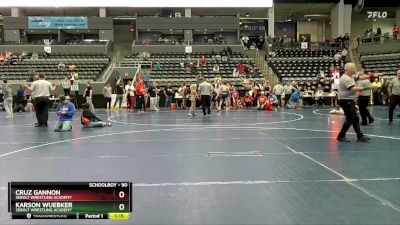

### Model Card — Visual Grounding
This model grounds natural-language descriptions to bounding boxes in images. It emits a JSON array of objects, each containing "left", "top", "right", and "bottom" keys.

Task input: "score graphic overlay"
[{"left": 8, "top": 182, "right": 132, "bottom": 220}]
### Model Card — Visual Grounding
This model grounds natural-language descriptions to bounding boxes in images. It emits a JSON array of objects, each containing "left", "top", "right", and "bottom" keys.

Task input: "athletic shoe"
[
  {"left": 188, "top": 113, "right": 193, "bottom": 116},
  {"left": 357, "top": 136, "right": 371, "bottom": 142},
  {"left": 192, "top": 113, "right": 197, "bottom": 116},
  {"left": 337, "top": 137, "right": 351, "bottom": 142},
  {"left": 106, "top": 123, "right": 112, "bottom": 127},
  {"left": 369, "top": 118, "right": 374, "bottom": 124}
]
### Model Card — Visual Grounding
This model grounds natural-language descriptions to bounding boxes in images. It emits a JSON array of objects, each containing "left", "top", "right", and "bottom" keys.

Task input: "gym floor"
[{"left": 0, "top": 107, "right": 399, "bottom": 224}]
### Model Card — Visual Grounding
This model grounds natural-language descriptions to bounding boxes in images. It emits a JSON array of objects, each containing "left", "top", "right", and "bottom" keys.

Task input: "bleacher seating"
[
  {"left": 360, "top": 53, "right": 400, "bottom": 78},
  {"left": 0, "top": 53, "right": 110, "bottom": 81},
  {"left": 121, "top": 52, "right": 264, "bottom": 91},
  {"left": 268, "top": 48, "right": 343, "bottom": 91}
]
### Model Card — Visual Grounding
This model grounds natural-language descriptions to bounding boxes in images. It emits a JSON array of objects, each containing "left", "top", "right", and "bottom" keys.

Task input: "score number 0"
[{"left": 117, "top": 183, "right": 129, "bottom": 211}]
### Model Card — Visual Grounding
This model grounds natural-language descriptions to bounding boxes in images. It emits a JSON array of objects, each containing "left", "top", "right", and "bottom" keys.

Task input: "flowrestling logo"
[{"left": 367, "top": 11, "right": 388, "bottom": 19}]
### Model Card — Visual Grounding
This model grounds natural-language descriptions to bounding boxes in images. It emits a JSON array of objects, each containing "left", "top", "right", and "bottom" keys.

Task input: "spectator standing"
[
  {"left": 242, "top": 35, "right": 249, "bottom": 48},
  {"left": 388, "top": 69, "right": 400, "bottom": 124},
  {"left": 125, "top": 80, "right": 132, "bottom": 111},
  {"left": 188, "top": 84, "right": 198, "bottom": 116},
  {"left": 164, "top": 85, "right": 173, "bottom": 108},
  {"left": 61, "top": 77, "right": 71, "bottom": 96},
  {"left": 149, "top": 81, "right": 159, "bottom": 111},
  {"left": 84, "top": 82, "right": 95, "bottom": 113},
  {"left": 272, "top": 82, "right": 285, "bottom": 107},
  {"left": 2, "top": 80, "right": 13, "bottom": 118},
  {"left": 113, "top": 82, "right": 125, "bottom": 109},
  {"left": 128, "top": 81, "right": 135, "bottom": 111},
  {"left": 230, "top": 86, "right": 240, "bottom": 110},
  {"left": 135, "top": 80, "right": 145, "bottom": 113},
  {"left": 103, "top": 83, "right": 112, "bottom": 110},
  {"left": 283, "top": 81, "right": 293, "bottom": 106}
]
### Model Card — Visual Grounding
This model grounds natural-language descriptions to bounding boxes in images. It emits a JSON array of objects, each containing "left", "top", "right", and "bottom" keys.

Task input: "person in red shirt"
[
  {"left": 135, "top": 79, "right": 145, "bottom": 113},
  {"left": 256, "top": 92, "right": 268, "bottom": 110},
  {"left": 393, "top": 24, "right": 399, "bottom": 39},
  {"left": 237, "top": 61, "right": 244, "bottom": 75},
  {"left": 242, "top": 92, "right": 254, "bottom": 108},
  {"left": 199, "top": 55, "right": 207, "bottom": 66}
]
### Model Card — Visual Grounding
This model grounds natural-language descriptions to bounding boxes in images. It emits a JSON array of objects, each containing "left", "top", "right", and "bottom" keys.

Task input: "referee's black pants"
[
  {"left": 34, "top": 96, "right": 50, "bottom": 126},
  {"left": 201, "top": 95, "right": 211, "bottom": 115},
  {"left": 338, "top": 100, "right": 363, "bottom": 138},
  {"left": 389, "top": 95, "right": 400, "bottom": 122},
  {"left": 358, "top": 96, "right": 373, "bottom": 124}
]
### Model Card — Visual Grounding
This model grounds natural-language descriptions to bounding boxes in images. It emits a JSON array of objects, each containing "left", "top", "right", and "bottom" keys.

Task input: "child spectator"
[
  {"left": 256, "top": 92, "right": 268, "bottom": 110},
  {"left": 230, "top": 86, "right": 240, "bottom": 109},
  {"left": 25, "top": 99, "right": 34, "bottom": 112},
  {"left": 81, "top": 103, "right": 112, "bottom": 128},
  {"left": 13, "top": 85, "right": 25, "bottom": 113},
  {"left": 54, "top": 96, "right": 75, "bottom": 132},
  {"left": 288, "top": 90, "right": 302, "bottom": 109},
  {"left": 242, "top": 92, "right": 254, "bottom": 108},
  {"left": 267, "top": 93, "right": 279, "bottom": 108}
]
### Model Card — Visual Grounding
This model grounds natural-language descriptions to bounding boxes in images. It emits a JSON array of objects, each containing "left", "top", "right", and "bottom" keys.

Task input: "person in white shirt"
[
  {"left": 125, "top": 80, "right": 133, "bottom": 111},
  {"left": 57, "top": 61, "right": 66, "bottom": 70},
  {"left": 341, "top": 48, "right": 348, "bottom": 60},
  {"left": 198, "top": 78, "right": 214, "bottom": 116},
  {"left": 27, "top": 74, "right": 57, "bottom": 127},
  {"left": 272, "top": 83, "right": 285, "bottom": 107},
  {"left": 241, "top": 35, "right": 250, "bottom": 48},
  {"left": 61, "top": 77, "right": 71, "bottom": 96},
  {"left": 334, "top": 52, "right": 342, "bottom": 61},
  {"left": 103, "top": 83, "right": 112, "bottom": 109},
  {"left": 212, "top": 64, "right": 220, "bottom": 73}
]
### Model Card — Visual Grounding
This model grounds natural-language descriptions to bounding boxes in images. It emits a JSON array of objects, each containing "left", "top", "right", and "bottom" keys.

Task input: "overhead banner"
[{"left": 28, "top": 17, "right": 88, "bottom": 30}]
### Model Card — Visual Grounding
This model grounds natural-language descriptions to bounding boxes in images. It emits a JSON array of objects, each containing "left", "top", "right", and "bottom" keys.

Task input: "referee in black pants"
[
  {"left": 337, "top": 63, "right": 380, "bottom": 142},
  {"left": 388, "top": 69, "right": 400, "bottom": 124},
  {"left": 27, "top": 74, "right": 57, "bottom": 127}
]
